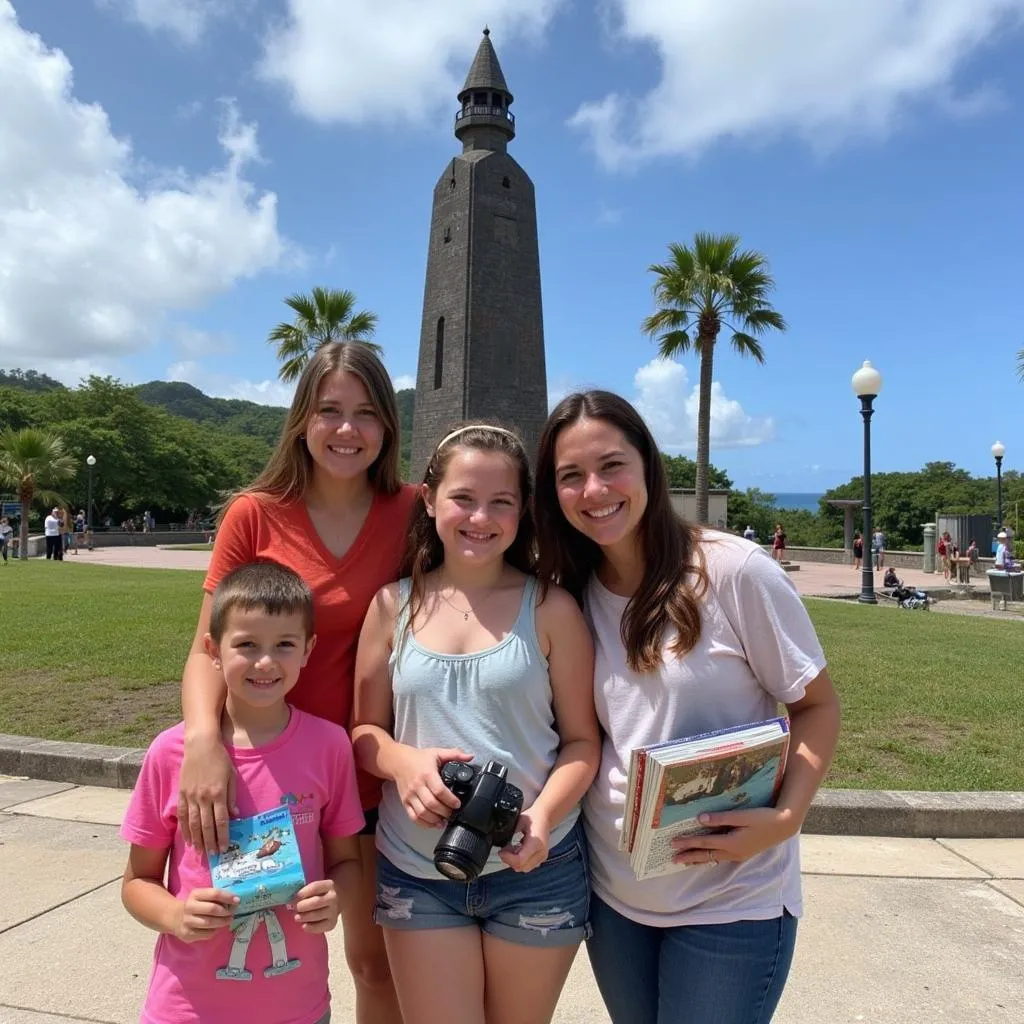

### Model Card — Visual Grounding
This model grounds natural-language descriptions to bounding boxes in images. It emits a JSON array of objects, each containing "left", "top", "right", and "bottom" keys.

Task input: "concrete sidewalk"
[
  {"left": 57, "top": 544, "right": 991, "bottom": 601},
  {"left": 1, "top": 777, "right": 1021, "bottom": 1024}
]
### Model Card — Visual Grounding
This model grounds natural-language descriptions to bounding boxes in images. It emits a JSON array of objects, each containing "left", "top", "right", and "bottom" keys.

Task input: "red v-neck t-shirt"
[{"left": 204, "top": 484, "right": 417, "bottom": 807}]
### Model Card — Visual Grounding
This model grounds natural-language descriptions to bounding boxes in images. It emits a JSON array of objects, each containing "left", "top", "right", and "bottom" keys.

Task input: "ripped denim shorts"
[{"left": 373, "top": 819, "right": 591, "bottom": 948}]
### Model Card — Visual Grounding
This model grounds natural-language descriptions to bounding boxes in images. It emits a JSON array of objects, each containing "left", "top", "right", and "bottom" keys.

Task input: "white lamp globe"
[
  {"left": 991, "top": 441, "right": 1006, "bottom": 460},
  {"left": 851, "top": 361, "right": 883, "bottom": 397}
]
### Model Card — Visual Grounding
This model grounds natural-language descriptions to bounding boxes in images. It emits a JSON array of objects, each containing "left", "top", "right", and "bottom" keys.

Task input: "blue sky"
[{"left": 2, "top": 0, "right": 1023, "bottom": 492}]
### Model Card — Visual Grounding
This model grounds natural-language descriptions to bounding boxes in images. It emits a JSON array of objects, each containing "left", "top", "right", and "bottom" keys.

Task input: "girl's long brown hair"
[
  {"left": 219, "top": 342, "right": 401, "bottom": 522},
  {"left": 534, "top": 390, "right": 708, "bottom": 673},
  {"left": 401, "top": 423, "right": 538, "bottom": 634}
]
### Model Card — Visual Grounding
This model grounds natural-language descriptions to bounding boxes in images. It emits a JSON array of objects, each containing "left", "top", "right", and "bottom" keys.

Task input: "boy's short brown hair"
[{"left": 209, "top": 561, "right": 314, "bottom": 642}]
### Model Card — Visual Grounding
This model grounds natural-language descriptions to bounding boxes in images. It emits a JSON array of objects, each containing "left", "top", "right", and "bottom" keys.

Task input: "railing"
[{"left": 455, "top": 106, "right": 515, "bottom": 125}]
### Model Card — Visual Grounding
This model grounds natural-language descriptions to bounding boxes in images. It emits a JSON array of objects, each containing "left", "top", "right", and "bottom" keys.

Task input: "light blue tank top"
[{"left": 376, "top": 576, "right": 579, "bottom": 879}]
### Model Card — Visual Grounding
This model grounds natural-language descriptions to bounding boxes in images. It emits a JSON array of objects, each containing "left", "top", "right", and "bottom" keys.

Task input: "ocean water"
[{"left": 772, "top": 492, "right": 825, "bottom": 512}]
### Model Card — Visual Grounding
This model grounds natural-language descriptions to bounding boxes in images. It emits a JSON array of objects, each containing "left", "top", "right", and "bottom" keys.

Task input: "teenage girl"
[{"left": 352, "top": 424, "right": 600, "bottom": 1024}]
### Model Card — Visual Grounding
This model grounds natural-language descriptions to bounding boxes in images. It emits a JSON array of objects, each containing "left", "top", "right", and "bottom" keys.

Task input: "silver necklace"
[{"left": 436, "top": 580, "right": 501, "bottom": 621}]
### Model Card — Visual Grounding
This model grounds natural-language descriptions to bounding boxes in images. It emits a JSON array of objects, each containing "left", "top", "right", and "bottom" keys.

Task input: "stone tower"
[{"left": 410, "top": 28, "right": 548, "bottom": 479}]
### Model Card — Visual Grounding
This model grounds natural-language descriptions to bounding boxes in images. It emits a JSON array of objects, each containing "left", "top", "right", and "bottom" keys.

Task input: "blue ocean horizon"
[{"left": 771, "top": 492, "right": 825, "bottom": 512}]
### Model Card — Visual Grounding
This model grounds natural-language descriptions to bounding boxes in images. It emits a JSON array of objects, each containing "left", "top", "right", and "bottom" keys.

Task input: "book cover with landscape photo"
[{"left": 622, "top": 718, "right": 790, "bottom": 881}]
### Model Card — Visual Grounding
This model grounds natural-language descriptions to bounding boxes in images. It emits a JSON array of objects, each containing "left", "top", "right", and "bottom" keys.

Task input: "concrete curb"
[{"left": 3, "top": 732, "right": 1023, "bottom": 838}]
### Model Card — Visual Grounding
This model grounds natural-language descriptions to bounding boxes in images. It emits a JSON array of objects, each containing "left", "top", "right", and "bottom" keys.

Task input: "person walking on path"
[
  {"left": 121, "top": 562, "right": 364, "bottom": 1024},
  {"left": 352, "top": 424, "right": 600, "bottom": 1024},
  {"left": 44, "top": 506, "right": 62, "bottom": 560},
  {"left": 533, "top": 391, "right": 841, "bottom": 1024},
  {"left": 852, "top": 531, "right": 863, "bottom": 571},
  {"left": 175, "top": 342, "right": 417, "bottom": 1024}
]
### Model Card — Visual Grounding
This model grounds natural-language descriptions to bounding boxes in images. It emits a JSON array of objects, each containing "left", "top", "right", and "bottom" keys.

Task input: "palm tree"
[
  {"left": 0, "top": 428, "right": 77, "bottom": 559},
  {"left": 267, "top": 287, "right": 381, "bottom": 382},
  {"left": 642, "top": 233, "right": 786, "bottom": 524}
]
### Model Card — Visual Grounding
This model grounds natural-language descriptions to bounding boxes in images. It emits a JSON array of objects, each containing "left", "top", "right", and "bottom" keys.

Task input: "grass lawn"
[{"left": 1, "top": 561, "right": 1021, "bottom": 790}]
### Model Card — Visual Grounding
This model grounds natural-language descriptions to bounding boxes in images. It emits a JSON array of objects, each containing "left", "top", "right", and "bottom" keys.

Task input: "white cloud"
[
  {"left": 392, "top": 374, "right": 415, "bottom": 391},
  {"left": 97, "top": 0, "right": 233, "bottom": 45},
  {"left": 166, "top": 361, "right": 296, "bottom": 407},
  {"left": 0, "top": 3, "right": 286, "bottom": 372},
  {"left": 633, "top": 358, "right": 775, "bottom": 450},
  {"left": 571, "top": 0, "right": 1024, "bottom": 168},
  {"left": 259, "top": 0, "right": 563, "bottom": 125}
]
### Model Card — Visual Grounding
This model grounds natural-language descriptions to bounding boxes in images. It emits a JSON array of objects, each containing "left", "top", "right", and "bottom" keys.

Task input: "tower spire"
[{"left": 455, "top": 29, "right": 515, "bottom": 151}]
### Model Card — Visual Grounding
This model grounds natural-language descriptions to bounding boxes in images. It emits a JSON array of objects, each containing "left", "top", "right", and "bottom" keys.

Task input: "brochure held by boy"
[
  {"left": 208, "top": 805, "right": 307, "bottom": 916},
  {"left": 620, "top": 717, "right": 790, "bottom": 881}
]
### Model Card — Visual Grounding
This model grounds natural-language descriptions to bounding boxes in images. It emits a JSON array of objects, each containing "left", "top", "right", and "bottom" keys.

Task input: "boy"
[{"left": 120, "top": 561, "right": 364, "bottom": 1024}]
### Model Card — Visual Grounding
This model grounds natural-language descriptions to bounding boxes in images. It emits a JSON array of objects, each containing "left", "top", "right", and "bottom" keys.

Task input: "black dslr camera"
[{"left": 433, "top": 760, "right": 523, "bottom": 882}]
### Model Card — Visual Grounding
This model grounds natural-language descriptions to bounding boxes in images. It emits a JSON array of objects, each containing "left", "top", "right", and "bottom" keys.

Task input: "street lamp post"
[
  {"left": 86, "top": 455, "right": 96, "bottom": 533},
  {"left": 852, "top": 361, "right": 883, "bottom": 605},
  {"left": 992, "top": 441, "right": 1005, "bottom": 531}
]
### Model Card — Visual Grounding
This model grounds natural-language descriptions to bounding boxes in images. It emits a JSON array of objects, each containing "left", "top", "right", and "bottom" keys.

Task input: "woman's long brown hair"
[
  {"left": 218, "top": 342, "right": 401, "bottom": 523},
  {"left": 534, "top": 390, "right": 707, "bottom": 673},
  {"left": 401, "top": 423, "right": 538, "bottom": 635}
]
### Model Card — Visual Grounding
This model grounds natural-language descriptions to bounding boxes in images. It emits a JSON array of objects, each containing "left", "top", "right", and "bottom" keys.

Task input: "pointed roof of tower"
[{"left": 460, "top": 27, "right": 511, "bottom": 99}]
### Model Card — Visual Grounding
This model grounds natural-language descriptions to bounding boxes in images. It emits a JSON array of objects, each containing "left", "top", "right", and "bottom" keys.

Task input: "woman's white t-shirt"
[
  {"left": 582, "top": 532, "right": 827, "bottom": 928},
  {"left": 44, "top": 515, "right": 60, "bottom": 537}
]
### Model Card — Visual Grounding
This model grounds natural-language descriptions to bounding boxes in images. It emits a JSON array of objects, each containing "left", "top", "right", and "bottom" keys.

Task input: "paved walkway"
[
  {"left": 1, "top": 777, "right": 1022, "bottom": 1024},
  {"left": 68, "top": 545, "right": 1005, "bottom": 606}
]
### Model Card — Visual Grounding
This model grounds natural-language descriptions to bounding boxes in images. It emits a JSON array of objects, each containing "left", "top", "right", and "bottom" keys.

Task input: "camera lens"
[{"left": 433, "top": 824, "right": 491, "bottom": 882}]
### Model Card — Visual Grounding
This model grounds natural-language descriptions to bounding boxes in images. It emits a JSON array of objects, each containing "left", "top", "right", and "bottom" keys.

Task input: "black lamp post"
[
  {"left": 86, "top": 455, "right": 96, "bottom": 532},
  {"left": 852, "top": 361, "right": 882, "bottom": 605},
  {"left": 992, "top": 441, "right": 1005, "bottom": 531}
]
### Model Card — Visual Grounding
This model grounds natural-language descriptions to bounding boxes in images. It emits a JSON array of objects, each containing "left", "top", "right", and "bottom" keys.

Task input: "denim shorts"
[{"left": 374, "top": 819, "right": 591, "bottom": 948}]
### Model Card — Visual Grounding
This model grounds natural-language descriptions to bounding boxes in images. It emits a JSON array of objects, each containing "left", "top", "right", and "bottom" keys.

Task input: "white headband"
[{"left": 436, "top": 424, "right": 521, "bottom": 450}]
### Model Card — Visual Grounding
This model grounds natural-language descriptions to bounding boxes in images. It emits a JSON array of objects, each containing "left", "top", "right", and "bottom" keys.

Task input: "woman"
[
  {"left": 533, "top": 391, "right": 841, "bottom": 1024},
  {"left": 176, "top": 342, "right": 417, "bottom": 1024},
  {"left": 852, "top": 531, "right": 863, "bottom": 571},
  {"left": 771, "top": 523, "right": 786, "bottom": 563}
]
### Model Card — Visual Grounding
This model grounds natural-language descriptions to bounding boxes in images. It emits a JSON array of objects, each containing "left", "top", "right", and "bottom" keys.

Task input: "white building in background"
[{"left": 668, "top": 489, "right": 730, "bottom": 530}]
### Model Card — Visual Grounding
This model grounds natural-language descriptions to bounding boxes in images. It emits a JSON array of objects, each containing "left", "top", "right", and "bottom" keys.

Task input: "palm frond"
[
  {"left": 1017, "top": 348, "right": 1024, "bottom": 382},
  {"left": 729, "top": 332, "right": 766, "bottom": 363},
  {"left": 657, "top": 330, "right": 693, "bottom": 358}
]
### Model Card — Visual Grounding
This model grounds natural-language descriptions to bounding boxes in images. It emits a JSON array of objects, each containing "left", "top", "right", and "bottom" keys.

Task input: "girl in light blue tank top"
[{"left": 351, "top": 423, "right": 601, "bottom": 1024}]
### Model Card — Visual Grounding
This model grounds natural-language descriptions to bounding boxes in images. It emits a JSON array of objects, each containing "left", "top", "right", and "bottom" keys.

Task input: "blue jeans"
[{"left": 587, "top": 895, "right": 798, "bottom": 1024}]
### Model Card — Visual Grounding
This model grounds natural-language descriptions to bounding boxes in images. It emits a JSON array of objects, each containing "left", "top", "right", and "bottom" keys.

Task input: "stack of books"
[{"left": 619, "top": 717, "right": 790, "bottom": 880}]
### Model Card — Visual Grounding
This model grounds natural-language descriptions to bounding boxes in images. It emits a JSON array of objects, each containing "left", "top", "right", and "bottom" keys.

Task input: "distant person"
[
  {"left": 742, "top": 524, "right": 756, "bottom": 542},
  {"left": 994, "top": 531, "right": 1016, "bottom": 571},
  {"left": 966, "top": 539, "right": 979, "bottom": 577},
  {"left": 938, "top": 531, "right": 955, "bottom": 581},
  {"left": 771, "top": 523, "right": 787, "bottom": 562},
  {"left": 853, "top": 530, "right": 863, "bottom": 570},
  {"left": 61, "top": 508, "right": 73, "bottom": 554},
  {"left": 74, "top": 510, "right": 85, "bottom": 554},
  {"left": 120, "top": 561, "right": 364, "bottom": 1024},
  {"left": 44, "top": 507, "right": 62, "bottom": 560},
  {"left": 872, "top": 528, "right": 885, "bottom": 570},
  {"left": 0, "top": 515, "right": 12, "bottom": 564}
]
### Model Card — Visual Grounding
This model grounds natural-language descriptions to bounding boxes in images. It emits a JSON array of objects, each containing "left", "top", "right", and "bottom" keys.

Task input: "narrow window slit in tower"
[{"left": 434, "top": 318, "right": 445, "bottom": 390}]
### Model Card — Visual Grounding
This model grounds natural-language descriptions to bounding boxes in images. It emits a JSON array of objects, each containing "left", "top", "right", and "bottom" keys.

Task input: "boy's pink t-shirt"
[{"left": 120, "top": 710, "right": 365, "bottom": 1024}]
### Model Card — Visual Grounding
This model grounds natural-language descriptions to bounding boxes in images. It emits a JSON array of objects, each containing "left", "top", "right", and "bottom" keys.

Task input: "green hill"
[
  {"left": 134, "top": 381, "right": 287, "bottom": 447},
  {"left": 136, "top": 379, "right": 416, "bottom": 471}
]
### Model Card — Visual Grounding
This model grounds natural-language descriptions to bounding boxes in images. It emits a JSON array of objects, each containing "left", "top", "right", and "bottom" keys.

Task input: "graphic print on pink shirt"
[{"left": 121, "top": 710, "right": 365, "bottom": 1024}]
